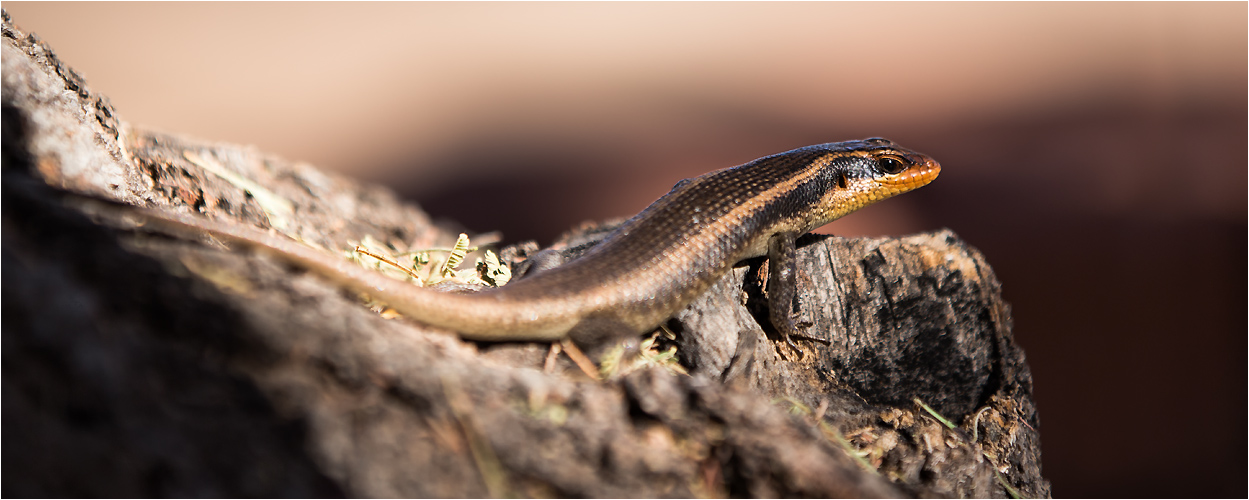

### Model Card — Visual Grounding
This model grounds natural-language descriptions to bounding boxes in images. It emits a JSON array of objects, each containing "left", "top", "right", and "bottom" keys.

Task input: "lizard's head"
[{"left": 809, "top": 137, "right": 941, "bottom": 223}]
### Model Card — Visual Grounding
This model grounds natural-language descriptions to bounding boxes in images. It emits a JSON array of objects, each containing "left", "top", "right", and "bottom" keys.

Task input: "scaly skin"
[{"left": 121, "top": 138, "right": 941, "bottom": 347}]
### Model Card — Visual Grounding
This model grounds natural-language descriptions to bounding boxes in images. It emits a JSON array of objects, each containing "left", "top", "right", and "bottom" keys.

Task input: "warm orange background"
[{"left": 6, "top": 3, "right": 1245, "bottom": 496}]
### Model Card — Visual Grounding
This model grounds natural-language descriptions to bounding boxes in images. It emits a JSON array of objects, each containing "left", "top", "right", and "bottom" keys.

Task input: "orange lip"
[
  {"left": 918, "top": 157, "right": 941, "bottom": 184},
  {"left": 888, "top": 155, "right": 941, "bottom": 192}
]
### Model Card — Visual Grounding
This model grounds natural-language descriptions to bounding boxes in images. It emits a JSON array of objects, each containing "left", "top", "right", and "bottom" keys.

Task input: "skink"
[{"left": 120, "top": 138, "right": 940, "bottom": 349}]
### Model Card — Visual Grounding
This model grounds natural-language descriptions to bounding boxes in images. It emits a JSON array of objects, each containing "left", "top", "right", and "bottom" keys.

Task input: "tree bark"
[{"left": 2, "top": 10, "right": 1049, "bottom": 497}]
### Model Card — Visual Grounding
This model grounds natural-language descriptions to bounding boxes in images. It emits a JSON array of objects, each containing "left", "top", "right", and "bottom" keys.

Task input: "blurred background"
[{"left": 5, "top": 3, "right": 1244, "bottom": 497}]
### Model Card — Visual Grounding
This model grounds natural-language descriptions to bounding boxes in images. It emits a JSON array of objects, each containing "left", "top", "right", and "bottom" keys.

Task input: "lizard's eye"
[{"left": 878, "top": 156, "right": 907, "bottom": 174}]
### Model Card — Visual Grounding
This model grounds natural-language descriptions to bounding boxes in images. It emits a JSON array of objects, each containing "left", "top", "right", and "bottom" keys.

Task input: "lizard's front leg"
[{"left": 766, "top": 231, "right": 828, "bottom": 355}]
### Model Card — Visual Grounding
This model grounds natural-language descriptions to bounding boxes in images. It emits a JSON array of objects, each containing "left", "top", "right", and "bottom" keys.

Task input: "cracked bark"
[{"left": 2, "top": 10, "right": 1049, "bottom": 498}]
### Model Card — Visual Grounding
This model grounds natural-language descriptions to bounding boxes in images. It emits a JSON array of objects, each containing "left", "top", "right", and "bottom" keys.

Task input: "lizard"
[{"left": 113, "top": 137, "right": 940, "bottom": 351}]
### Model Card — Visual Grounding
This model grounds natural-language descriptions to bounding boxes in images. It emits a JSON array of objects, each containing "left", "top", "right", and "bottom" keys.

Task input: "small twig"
[
  {"left": 971, "top": 406, "right": 991, "bottom": 442},
  {"left": 354, "top": 245, "right": 423, "bottom": 281},
  {"left": 774, "top": 397, "right": 877, "bottom": 474},
  {"left": 994, "top": 469, "right": 1024, "bottom": 499},
  {"left": 1016, "top": 413, "right": 1037, "bottom": 432},
  {"left": 184, "top": 150, "right": 293, "bottom": 231},
  {"left": 657, "top": 322, "right": 677, "bottom": 340},
  {"left": 560, "top": 339, "right": 600, "bottom": 381},
  {"left": 818, "top": 420, "right": 879, "bottom": 474},
  {"left": 394, "top": 246, "right": 481, "bottom": 257},
  {"left": 812, "top": 398, "right": 830, "bottom": 423},
  {"left": 543, "top": 343, "right": 562, "bottom": 374},
  {"left": 914, "top": 397, "right": 956, "bottom": 429}
]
